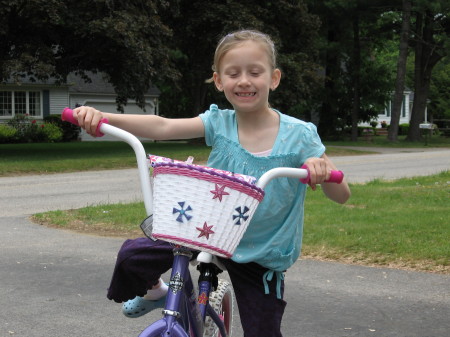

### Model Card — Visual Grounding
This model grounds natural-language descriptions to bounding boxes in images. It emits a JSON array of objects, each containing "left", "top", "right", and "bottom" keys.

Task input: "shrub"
[
  {"left": 7, "top": 114, "right": 30, "bottom": 140},
  {"left": 0, "top": 124, "right": 18, "bottom": 143},
  {"left": 4, "top": 114, "right": 65, "bottom": 143},
  {"left": 41, "top": 123, "right": 63, "bottom": 142},
  {"left": 44, "top": 115, "right": 81, "bottom": 141},
  {"left": 399, "top": 123, "right": 409, "bottom": 135}
]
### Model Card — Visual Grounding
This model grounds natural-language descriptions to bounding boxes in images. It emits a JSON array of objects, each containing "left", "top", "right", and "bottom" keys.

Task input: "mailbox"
[{"left": 419, "top": 123, "right": 432, "bottom": 129}]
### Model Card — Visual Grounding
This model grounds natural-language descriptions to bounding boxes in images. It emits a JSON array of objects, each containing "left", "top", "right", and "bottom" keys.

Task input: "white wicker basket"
[{"left": 149, "top": 156, "right": 264, "bottom": 258}]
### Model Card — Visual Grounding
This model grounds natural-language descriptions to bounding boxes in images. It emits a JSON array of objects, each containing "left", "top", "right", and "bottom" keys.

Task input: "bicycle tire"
[{"left": 203, "top": 279, "right": 235, "bottom": 337}]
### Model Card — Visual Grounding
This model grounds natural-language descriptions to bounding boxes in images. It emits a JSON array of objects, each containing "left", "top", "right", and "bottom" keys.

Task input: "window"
[
  {"left": 402, "top": 95, "right": 406, "bottom": 118},
  {"left": 29, "top": 91, "right": 41, "bottom": 116},
  {"left": 385, "top": 101, "right": 391, "bottom": 117},
  {"left": 384, "top": 95, "right": 408, "bottom": 118},
  {"left": 0, "top": 90, "right": 42, "bottom": 118},
  {"left": 0, "top": 91, "right": 12, "bottom": 116}
]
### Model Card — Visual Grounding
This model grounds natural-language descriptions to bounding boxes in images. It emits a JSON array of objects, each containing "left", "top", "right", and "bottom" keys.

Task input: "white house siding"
[
  {"left": 360, "top": 92, "right": 412, "bottom": 128},
  {"left": 69, "top": 93, "right": 157, "bottom": 115},
  {"left": 49, "top": 87, "right": 70, "bottom": 115},
  {"left": 68, "top": 93, "right": 158, "bottom": 141}
]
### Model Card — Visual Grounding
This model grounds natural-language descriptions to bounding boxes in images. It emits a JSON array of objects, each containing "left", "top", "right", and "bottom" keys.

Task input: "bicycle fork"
[{"left": 137, "top": 247, "right": 227, "bottom": 337}]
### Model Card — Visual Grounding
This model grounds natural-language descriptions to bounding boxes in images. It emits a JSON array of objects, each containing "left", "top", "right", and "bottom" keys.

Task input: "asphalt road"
[{"left": 1, "top": 147, "right": 449, "bottom": 337}]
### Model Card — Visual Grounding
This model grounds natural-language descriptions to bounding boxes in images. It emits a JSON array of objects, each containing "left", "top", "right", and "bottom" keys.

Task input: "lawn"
[
  {"left": 33, "top": 171, "right": 450, "bottom": 274},
  {"left": 4, "top": 136, "right": 449, "bottom": 273},
  {"left": 0, "top": 140, "right": 373, "bottom": 176}
]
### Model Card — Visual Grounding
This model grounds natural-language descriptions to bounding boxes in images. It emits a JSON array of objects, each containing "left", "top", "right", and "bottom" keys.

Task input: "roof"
[
  {"left": 2, "top": 72, "right": 160, "bottom": 96},
  {"left": 67, "top": 72, "right": 160, "bottom": 96}
]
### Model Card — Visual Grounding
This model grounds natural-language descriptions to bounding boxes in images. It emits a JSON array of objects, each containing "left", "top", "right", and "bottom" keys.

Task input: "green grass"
[
  {"left": 0, "top": 141, "right": 211, "bottom": 176},
  {"left": 0, "top": 141, "right": 373, "bottom": 176},
  {"left": 6, "top": 137, "right": 450, "bottom": 272},
  {"left": 33, "top": 171, "right": 450, "bottom": 273},
  {"left": 303, "top": 171, "right": 450, "bottom": 272},
  {"left": 324, "top": 134, "right": 450, "bottom": 148}
]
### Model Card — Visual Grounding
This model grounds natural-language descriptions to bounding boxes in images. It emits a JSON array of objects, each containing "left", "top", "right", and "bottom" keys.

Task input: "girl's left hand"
[{"left": 303, "top": 157, "right": 330, "bottom": 191}]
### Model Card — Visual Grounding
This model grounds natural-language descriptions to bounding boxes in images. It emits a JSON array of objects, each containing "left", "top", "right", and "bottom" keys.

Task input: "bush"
[
  {"left": 3, "top": 114, "right": 65, "bottom": 143},
  {"left": 44, "top": 115, "right": 81, "bottom": 141},
  {"left": 399, "top": 123, "right": 409, "bottom": 135},
  {"left": 41, "top": 123, "right": 63, "bottom": 142},
  {"left": 7, "top": 114, "right": 30, "bottom": 140},
  {"left": 0, "top": 124, "right": 18, "bottom": 143}
]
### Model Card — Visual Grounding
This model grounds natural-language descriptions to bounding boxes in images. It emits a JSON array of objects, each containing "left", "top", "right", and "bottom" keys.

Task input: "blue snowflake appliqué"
[
  {"left": 173, "top": 201, "right": 193, "bottom": 223},
  {"left": 233, "top": 206, "right": 250, "bottom": 225}
]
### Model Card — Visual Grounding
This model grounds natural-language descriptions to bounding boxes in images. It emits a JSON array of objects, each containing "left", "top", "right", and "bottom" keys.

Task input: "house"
[
  {"left": 0, "top": 72, "right": 160, "bottom": 140},
  {"left": 360, "top": 89, "right": 413, "bottom": 128}
]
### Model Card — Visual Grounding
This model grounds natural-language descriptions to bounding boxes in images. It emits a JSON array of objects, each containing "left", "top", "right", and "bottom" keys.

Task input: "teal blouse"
[{"left": 199, "top": 104, "right": 325, "bottom": 274}]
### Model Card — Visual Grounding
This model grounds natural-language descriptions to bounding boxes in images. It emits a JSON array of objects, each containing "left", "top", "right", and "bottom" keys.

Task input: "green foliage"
[
  {"left": 0, "top": 0, "right": 177, "bottom": 111},
  {"left": 41, "top": 122, "right": 63, "bottom": 142},
  {"left": 0, "top": 124, "right": 17, "bottom": 143},
  {"left": 399, "top": 123, "right": 409, "bottom": 135},
  {"left": 307, "top": 0, "right": 397, "bottom": 138},
  {"left": 44, "top": 115, "right": 81, "bottom": 141},
  {"left": 6, "top": 114, "right": 32, "bottom": 140},
  {"left": 1, "top": 0, "right": 448, "bottom": 141},
  {"left": 3, "top": 114, "right": 64, "bottom": 143},
  {"left": 429, "top": 56, "right": 450, "bottom": 120},
  {"left": 158, "top": 0, "right": 322, "bottom": 117}
]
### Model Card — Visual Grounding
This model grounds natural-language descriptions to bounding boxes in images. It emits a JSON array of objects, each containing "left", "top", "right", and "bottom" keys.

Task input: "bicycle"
[{"left": 62, "top": 108, "right": 343, "bottom": 337}]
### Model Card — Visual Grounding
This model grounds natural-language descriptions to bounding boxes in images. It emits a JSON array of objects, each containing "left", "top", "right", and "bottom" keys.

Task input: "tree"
[
  {"left": 158, "top": 0, "right": 322, "bottom": 118},
  {"left": 308, "top": 0, "right": 396, "bottom": 140},
  {"left": 407, "top": 1, "right": 450, "bottom": 141},
  {"left": 388, "top": 0, "right": 412, "bottom": 142},
  {"left": 0, "top": 0, "right": 178, "bottom": 112},
  {"left": 428, "top": 56, "right": 450, "bottom": 120}
]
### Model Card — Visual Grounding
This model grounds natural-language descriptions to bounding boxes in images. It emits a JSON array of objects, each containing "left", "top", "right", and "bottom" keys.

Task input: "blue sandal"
[{"left": 122, "top": 296, "right": 166, "bottom": 318}]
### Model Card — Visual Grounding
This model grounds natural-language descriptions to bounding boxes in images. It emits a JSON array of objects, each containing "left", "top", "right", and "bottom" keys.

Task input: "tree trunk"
[
  {"left": 351, "top": 14, "right": 361, "bottom": 142},
  {"left": 319, "top": 21, "right": 339, "bottom": 139},
  {"left": 407, "top": 10, "right": 444, "bottom": 141},
  {"left": 192, "top": 82, "right": 208, "bottom": 116},
  {"left": 388, "top": 0, "right": 411, "bottom": 142}
]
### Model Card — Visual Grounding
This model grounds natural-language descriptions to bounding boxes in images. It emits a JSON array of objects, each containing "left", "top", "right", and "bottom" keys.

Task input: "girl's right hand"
[{"left": 73, "top": 106, "right": 106, "bottom": 137}]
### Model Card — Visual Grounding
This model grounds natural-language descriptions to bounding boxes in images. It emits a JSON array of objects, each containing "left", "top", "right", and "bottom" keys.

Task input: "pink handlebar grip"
[
  {"left": 61, "top": 107, "right": 79, "bottom": 125},
  {"left": 61, "top": 107, "right": 109, "bottom": 137},
  {"left": 327, "top": 169, "right": 344, "bottom": 184},
  {"left": 299, "top": 164, "right": 344, "bottom": 184}
]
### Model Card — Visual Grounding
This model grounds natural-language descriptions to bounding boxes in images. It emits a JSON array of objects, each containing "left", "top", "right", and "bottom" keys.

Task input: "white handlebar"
[
  {"left": 98, "top": 124, "right": 310, "bottom": 216},
  {"left": 256, "top": 167, "right": 308, "bottom": 189},
  {"left": 100, "top": 124, "right": 154, "bottom": 216}
]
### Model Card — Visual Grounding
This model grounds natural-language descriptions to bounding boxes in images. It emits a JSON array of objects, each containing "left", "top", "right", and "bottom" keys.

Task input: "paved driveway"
[{"left": 1, "top": 148, "right": 449, "bottom": 336}]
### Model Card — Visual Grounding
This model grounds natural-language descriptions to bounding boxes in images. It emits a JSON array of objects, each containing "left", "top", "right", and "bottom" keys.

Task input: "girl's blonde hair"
[{"left": 206, "top": 30, "right": 278, "bottom": 83}]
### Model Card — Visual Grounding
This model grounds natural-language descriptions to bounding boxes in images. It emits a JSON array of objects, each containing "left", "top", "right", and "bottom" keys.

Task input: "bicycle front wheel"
[{"left": 204, "top": 279, "right": 234, "bottom": 337}]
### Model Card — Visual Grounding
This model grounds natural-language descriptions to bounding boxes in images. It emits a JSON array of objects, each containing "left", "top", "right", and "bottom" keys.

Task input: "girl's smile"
[{"left": 213, "top": 41, "right": 280, "bottom": 114}]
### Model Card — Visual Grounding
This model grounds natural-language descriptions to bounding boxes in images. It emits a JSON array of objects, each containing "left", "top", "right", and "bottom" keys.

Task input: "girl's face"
[{"left": 213, "top": 41, "right": 281, "bottom": 114}]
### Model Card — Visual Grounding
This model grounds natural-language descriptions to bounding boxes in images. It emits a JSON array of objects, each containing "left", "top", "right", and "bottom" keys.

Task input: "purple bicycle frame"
[{"left": 137, "top": 247, "right": 227, "bottom": 337}]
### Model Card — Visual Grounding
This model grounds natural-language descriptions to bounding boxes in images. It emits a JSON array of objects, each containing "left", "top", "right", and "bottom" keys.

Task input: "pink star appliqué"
[
  {"left": 196, "top": 222, "right": 215, "bottom": 240},
  {"left": 210, "top": 184, "right": 229, "bottom": 202}
]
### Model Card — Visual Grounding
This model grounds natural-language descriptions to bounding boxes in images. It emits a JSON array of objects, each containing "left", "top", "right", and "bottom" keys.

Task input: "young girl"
[{"left": 74, "top": 30, "right": 350, "bottom": 337}]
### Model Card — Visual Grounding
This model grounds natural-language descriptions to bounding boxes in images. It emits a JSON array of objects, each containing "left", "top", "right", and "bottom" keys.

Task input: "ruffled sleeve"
[
  {"left": 198, "top": 104, "right": 220, "bottom": 147},
  {"left": 298, "top": 122, "right": 326, "bottom": 164}
]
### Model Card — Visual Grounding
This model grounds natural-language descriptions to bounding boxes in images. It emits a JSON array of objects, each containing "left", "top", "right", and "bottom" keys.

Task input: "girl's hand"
[
  {"left": 73, "top": 106, "right": 105, "bottom": 137},
  {"left": 303, "top": 157, "right": 331, "bottom": 191}
]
